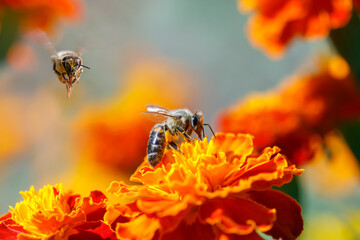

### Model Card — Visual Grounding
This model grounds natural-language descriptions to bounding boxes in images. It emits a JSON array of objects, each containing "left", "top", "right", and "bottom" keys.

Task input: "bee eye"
[
  {"left": 191, "top": 115, "right": 198, "bottom": 127},
  {"left": 75, "top": 58, "right": 81, "bottom": 66}
]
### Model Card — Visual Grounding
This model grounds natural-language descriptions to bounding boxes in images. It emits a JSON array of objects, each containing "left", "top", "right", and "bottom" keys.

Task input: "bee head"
[
  {"left": 191, "top": 111, "right": 204, "bottom": 140},
  {"left": 62, "top": 56, "right": 81, "bottom": 81}
]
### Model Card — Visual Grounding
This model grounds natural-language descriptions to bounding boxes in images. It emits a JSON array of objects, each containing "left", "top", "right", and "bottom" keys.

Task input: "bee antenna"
[
  {"left": 203, "top": 123, "right": 216, "bottom": 138},
  {"left": 81, "top": 65, "right": 90, "bottom": 70}
]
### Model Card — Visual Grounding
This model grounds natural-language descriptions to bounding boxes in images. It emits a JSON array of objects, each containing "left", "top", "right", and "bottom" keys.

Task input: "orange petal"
[
  {"left": 247, "top": 190, "right": 303, "bottom": 240},
  {"left": 68, "top": 221, "right": 117, "bottom": 240},
  {"left": 161, "top": 219, "right": 216, "bottom": 240},
  {"left": 116, "top": 214, "right": 160, "bottom": 240},
  {"left": 0, "top": 213, "right": 27, "bottom": 240},
  {"left": 199, "top": 197, "right": 276, "bottom": 235},
  {"left": 209, "top": 133, "right": 254, "bottom": 158}
]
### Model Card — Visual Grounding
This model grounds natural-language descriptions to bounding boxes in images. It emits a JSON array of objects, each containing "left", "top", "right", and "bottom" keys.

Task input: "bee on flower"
[{"left": 143, "top": 104, "right": 215, "bottom": 167}]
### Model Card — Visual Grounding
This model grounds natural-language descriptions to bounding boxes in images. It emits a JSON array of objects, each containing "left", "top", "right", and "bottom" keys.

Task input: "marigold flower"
[
  {"left": 238, "top": 0, "right": 354, "bottom": 56},
  {"left": 0, "top": 0, "right": 84, "bottom": 33},
  {"left": 105, "top": 133, "right": 304, "bottom": 240},
  {"left": 218, "top": 56, "right": 360, "bottom": 166},
  {"left": 0, "top": 183, "right": 116, "bottom": 240}
]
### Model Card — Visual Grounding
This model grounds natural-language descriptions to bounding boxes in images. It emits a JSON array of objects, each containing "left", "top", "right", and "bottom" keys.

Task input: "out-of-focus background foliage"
[{"left": 1, "top": 1, "right": 359, "bottom": 239}]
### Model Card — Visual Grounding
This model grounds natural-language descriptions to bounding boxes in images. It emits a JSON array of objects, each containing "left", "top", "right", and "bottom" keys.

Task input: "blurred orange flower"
[
  {"left": 0, "top": 94, "right": 28, "bottom": 162},
  {"left": 218, "top": 56, "right": 360, "bottom": 166},
  {"left": 238, "top": 0, "right": 355, "bottom": 56},
  {"left": 73, "top": 59, "right": 191, "bottom": 173},
  {"left": 0, "top": 0, "right": 84, "bottom": 33},
  {"left": 0, "top": 183, "right": 116, "bottom": 240},
  {"left": 105, "top": 133, "right": 304, "bottom": 240}
]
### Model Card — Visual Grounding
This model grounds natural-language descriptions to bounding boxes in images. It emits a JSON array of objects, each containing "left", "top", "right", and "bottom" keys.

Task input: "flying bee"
[
  {"left": 52, "top": 50, "right": 90, "bottom": 98},
  {"left": 36, "top": 30, "right": 90, "bottom": 98},
  {"left": 143, "top": 104, "right": 215, "bottom": 167}
]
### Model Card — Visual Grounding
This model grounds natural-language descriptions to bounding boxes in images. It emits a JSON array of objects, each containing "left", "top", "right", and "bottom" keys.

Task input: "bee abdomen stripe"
[
  {"left": 147, "top": 153, "right": 162, "bottom": 167},
  {"left": 149, "top": 134, "right": 164, "bottom": 145},
  {"left": 147, "top": 144, "right": 163, "bottom": 153}
]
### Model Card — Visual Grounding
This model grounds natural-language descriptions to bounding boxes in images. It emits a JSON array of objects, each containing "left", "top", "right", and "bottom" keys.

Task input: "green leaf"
[{"left": 0, "top": 9, "right": 21, "bottom": 62}]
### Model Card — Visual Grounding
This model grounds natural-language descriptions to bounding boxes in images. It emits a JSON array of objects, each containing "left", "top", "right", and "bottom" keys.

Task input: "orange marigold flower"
[
  {"left": 238, "top": 0, "right": 354, "bottom": 56},
  {"left": 105, "top": 133, "right": 304, "bottom": 240},
  {"left": 0, "top": 183, "right": 116, "bottom": 240},
  {"left": 218, "top": 56, "right": 360, "bottom": 166},
  {"left": 0, "top": 0, "right": 84, "bottom": 33}
]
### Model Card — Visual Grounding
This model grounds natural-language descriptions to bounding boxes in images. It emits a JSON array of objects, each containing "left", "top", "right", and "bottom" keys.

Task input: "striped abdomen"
[{"left": 147, "top": 124, "right": 166, "bottom": 167}]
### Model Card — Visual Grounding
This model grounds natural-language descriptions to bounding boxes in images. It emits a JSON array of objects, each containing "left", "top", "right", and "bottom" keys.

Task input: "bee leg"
[
  {"left": 75, "top": 69, "right": 82, "bottom": 84},
  {"left": 62, "top": 73, "right": 68, "bottom": 81},
  {"left": 162, "top": 125, "right": 170, "bottom": 142},
  {"left": 175, "top": 126, "right": 191, "bottom": 142},
  {"left": 66, "top": 85, "right": 72, "bottom": 98},
  {"left": 169, "top": 141, "right": 183, "bottom": 154},
  {"left": 53, "top": 63, "right": 61, "bottom": 76}
]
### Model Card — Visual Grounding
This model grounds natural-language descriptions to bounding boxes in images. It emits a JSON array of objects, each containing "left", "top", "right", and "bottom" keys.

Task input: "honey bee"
[
  {"left": 143, "top": 104, "right": 215, "bottom": 167},
  {"left": 52, "top": 50, "right": 90, "bottom": 98},
  {"left": 37, "top": 30, "right": 90, "bottom": 98}
]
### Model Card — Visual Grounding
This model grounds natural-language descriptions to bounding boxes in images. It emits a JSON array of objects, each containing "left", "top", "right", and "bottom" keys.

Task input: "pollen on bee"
[{"left": 165, "top": 130, "right": 174, "bottom": 142}]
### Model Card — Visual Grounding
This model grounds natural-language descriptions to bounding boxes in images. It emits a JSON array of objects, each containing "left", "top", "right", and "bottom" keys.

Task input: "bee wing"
[
  {"left": 145, "top": 104, "right": 169, "bottom": 114},
  {"left": 142, "top": 105, "right": 179, "bottom": 123},
  {"left": 142, "top": 111, "right": 172, "bottom": 123},
  {"left": 31, "top": 29, "right": 58, "bottom": 56},
  {"left": 76, "top": 35, "right": 87, "bottom": 56}
]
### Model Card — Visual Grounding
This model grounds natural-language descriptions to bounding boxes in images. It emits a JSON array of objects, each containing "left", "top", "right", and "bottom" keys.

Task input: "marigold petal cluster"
[
  {"left": 105, "top": 133, "right": 304, "bottom": 240},
  {"left": 238, "top": 0, "right": 355, "bottom": 56},
  {"left": 0, "top": 183, "right": 116, "bottom": 240},
  {"left": 218, "top": 56, "right": 360, "bottom": 166}
]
